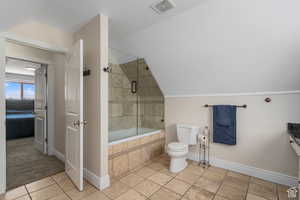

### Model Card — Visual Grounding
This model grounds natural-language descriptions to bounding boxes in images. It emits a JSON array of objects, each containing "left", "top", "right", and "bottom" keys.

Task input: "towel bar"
[{"left": 204, "top": 104, "right": 247, "bottom": 108}]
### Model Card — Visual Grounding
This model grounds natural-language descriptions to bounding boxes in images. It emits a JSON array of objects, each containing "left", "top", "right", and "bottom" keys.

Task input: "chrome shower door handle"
[
  {"left": 73, "top": 120, "right": 81, "bottom": 128},
  {"left": 131, "top": 81, "right": 137, "bottom": 94}
]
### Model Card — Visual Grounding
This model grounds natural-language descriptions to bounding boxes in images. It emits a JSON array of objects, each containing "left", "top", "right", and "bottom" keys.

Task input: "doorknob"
[
  {"left": 73, "top": 120, "right": 80, "bottom": 128},
  {"left": 81, "top": 120, "right": 88, "bottom": 126}
]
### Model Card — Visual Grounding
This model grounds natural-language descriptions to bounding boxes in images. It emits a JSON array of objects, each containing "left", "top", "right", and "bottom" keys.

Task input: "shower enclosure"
[{"left": 108, "top": 48, "right": 164, "bottom": 143}]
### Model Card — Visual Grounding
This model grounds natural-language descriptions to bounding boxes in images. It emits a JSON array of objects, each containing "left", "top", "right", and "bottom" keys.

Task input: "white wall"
[
  {"left": 117, "top": 0, "right": 300, "bottom": 96},
  {"left": 165, "top": 93, "right": 300, "bottom": 178}
]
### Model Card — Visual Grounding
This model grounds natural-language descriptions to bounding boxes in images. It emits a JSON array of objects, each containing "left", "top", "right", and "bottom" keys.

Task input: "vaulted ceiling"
[
  {"left": 0, "top": 0, "right": 201, "bottom": 40},
  {"left": 1, "top": 0, "right": 300, "bottom": 96},
  {"left": 117, "top": 0, "right": 300, "bottom": 96}
]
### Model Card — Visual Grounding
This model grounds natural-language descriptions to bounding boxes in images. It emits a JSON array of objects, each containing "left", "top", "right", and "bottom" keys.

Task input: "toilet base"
[{"left": 169, "top": 156, "right": 188, "bottom": 173}]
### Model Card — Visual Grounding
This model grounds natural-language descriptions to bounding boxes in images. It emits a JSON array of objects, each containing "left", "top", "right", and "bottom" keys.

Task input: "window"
[
  {"left": 23, "top": 84, "right": 35, "bottom": 100},
  {"left": 5, "top": 82, "right": 35, "bottom": 100},
  {"left": 5, "top": 82, "right": 21, "bottom": 100}
]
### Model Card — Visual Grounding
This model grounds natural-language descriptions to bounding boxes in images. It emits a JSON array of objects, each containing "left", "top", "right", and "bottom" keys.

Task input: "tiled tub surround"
[{"left": 108, "top": 130, "right": 166, "bottom": 178}]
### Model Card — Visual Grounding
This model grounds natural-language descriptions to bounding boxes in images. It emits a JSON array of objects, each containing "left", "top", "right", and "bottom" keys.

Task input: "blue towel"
[{"left": 213, "top": 105, "right": 237, "bottom": 145}]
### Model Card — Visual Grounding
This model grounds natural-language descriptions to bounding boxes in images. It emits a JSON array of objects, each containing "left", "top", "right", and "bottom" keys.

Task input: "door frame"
[{"left": 0, "top": 33, "right": 68, "bottom": 194}]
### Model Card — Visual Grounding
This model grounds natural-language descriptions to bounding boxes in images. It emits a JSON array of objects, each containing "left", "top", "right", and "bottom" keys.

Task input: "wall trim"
[
  {"left": 0, "top": 32, "right": 68, "bottom": 53},
  {"left": 53, "top": 149, "right": 65, "bottom": 162},
  {"left": 165, "top": 90, "right": 300, "bottom": 98},
  {"left": 53, "top": 149, "right": 110, "bottom": 190},
  {"left": 188, "top": 152, "right": 298, "bottom": 187}
]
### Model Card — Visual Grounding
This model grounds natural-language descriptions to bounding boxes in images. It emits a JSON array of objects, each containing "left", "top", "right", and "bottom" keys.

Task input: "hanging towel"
[{"left": 213, "top": 105, "right": 237, "bottom": 145}]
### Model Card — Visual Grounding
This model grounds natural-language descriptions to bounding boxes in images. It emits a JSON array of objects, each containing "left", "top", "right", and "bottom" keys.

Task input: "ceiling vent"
[{"left": 151, "top": 0, "right": 176, "bottom": 14}]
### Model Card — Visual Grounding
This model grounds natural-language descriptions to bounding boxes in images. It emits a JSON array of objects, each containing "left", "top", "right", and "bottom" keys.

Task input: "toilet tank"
[{"left": 176, "top": 124, "right": 200, "bottom": 145}]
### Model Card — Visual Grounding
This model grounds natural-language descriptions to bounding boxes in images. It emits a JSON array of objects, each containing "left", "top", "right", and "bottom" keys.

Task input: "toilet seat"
[{"left": 168, "top": 142, "right": 188, "bottom": 152}]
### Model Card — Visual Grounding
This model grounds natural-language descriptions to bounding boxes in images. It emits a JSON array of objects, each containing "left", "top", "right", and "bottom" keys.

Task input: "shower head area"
[{"left": 108, "top": 48, "right": 164, "bottom": 143}]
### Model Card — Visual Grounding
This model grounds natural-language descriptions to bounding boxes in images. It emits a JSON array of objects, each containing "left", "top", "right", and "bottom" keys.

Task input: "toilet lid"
[{"left": 168, "top": 142, "right": 188, "bottom": 151}]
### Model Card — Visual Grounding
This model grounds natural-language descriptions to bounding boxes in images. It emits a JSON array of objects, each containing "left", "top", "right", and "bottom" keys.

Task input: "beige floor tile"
[
  {"left": 30, "top": 184, "right": 64, "bottom": 200},
  {"left": 203, "top": 170, "right": 226, "bottom": 182},
  {"left": 135, "top": 167, "right": 156, "bottom": 178},
  {"left": 183, "top": 186, "right": 214, "bottom": 200},
  {"left": 148, "top": 162, "right": 167, "bottom": 171},
  {"left": 176, "top": 170, "right": 201, "bottom": 184},
  {"left": 14, "top": 195, "right": 31, "bottom": 200},
  {"left": 223, "top": 176, "right": 249, "bottom": 192},
  {"left": 148, "top": 172, "right": 173, "bottom": 186},
  {"left": 66, "top": 184, "right": 97, "bottom": 200},
  {"left": 3, "top": 186, "right": 28, "bottom": 200},
  {"left": 49, "top": 194, "right": 71, "bottom": 200},
  {"left": 227, "top": 171, "right": 250, "bottom": 182},
  {"left": 194, "top": 177, "right": 221, "bottom": 193},
  {"left": 247, "top": 193, "right": 269, "bottom": 200},
  {"left": 26, "top": 177, "right": 55, "bottom": 193},
  {"left": 134, "top": 180, "right": 161, "bottom": 197},
  {"left": 248, "top": 183, "right": 277, "bottom": 200},
  {"left": 164, "top": 178, "right": 191, "bottom": 195},
  {"left": 185, "top": 165, "right": 205, "bottom": 176},
  {"left": 115, "top": 189, "right": 146, "bottom": 200},
  {"left": 250, "top": 178, "right": 276, "bottom": 190},
  {"left": 150, "top": 188, "right": 181, "bottom": 200},
  {"left": 52, "top": 172, "right": 68, "bottom": 183},
  {"left": 208, "top": 166, "right": 227, "bottom": 175},
  {"left": 213, "top": 195, "right": 229, "bottom": 200},
  {"left": 103, "top": 181, "right": 130, "bottom": 199},
  {"left": 217, "top": 184, "right": 246, "bottom": 200},
  {"left": 56, "top": 177, "right": 76, "bottom": 192},
  {"left": 81, "top": 191, "right": 110, "bottom": 200},
  {"left": 159, "top": 168, "right": 178, "bottom": 177},
  {"left": 120, "top": 174, "right": 144, "bottom": 187}
]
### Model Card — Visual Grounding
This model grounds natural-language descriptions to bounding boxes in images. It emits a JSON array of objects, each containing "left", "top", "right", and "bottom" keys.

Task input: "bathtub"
[
  {"left": 108, "top": 128, "right": 165, "bottom": 177},
  {"left": 109, "top": 128, "right": 161, "bottom": 144}
]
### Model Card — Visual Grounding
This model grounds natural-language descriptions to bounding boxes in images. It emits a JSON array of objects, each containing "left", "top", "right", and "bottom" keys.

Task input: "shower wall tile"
[
  {"left": 111, "top": 64, "right": 123, "bottom": 74},
  {"left": 109, "top": 59, "right": 164, "bottom": 133},
  {"left": 111, "top": 104, "right": 123, "bottom": 117},
  {"left": 111, "top": 88, "right": 123, "bottom": 101},
  {"left": 111, "top": 74, "right": 123, "bottom": 88}
]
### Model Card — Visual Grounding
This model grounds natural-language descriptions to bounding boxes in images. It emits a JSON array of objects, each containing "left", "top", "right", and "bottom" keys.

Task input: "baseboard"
[
  {"left": 53, "top": 149, "right": 110, "bottom": 190},
  {"left": 0, "top": 185, "right": 5, "bottom": 194},
  {"left": 53, "top": 149, "right": 65, "bottom": 163},
  {"left": 99, "top": 174, "right": 110, "bottom": 190},
  {"left": 188, "top": 152, "right": 298, "bottom": 187}
]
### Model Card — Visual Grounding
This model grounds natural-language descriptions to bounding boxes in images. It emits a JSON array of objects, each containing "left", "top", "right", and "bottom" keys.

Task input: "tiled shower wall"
[
  {"left": 109, "top": 59, "right": 164, "bottom": 132},
  {"left": 108, "top": 62, "right": 139, "bottom": 131},
  {"left": 137, "top": 59, "right": 164, "bottom": 130}
]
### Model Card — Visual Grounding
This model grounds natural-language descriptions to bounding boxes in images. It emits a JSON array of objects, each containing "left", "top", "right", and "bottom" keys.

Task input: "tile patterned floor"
[{"left": 1, "top": 154, "right": 290, "bottom": 200}]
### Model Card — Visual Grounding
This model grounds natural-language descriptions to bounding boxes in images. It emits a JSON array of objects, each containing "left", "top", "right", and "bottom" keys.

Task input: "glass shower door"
[
  {"left": 137, "top": 59, "right": 165, "bottom": 135},
  {"left": 108, "top": 48, "right": 139, "bottom": 142}
]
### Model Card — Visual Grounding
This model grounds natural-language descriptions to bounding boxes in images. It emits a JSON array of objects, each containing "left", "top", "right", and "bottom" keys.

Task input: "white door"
[
  {"left": 65, "top": 40, "right": 84, "bottom": 191},
  {"left": 34, "top": 65, "right": 47, "bottom": 154}
]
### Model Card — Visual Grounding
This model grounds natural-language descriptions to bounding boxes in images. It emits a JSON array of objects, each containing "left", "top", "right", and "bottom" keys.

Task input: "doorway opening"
[{"left": 5, "top": 57, "right": 64, "bottom": 189}]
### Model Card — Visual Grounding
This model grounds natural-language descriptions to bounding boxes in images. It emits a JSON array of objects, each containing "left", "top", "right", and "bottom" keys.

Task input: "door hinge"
[
  {"left": 45, "top": 138, "right": 48, "bottom": 143},
  {"left": 45, "top": 105, "right": 48, "bottom": 110}
]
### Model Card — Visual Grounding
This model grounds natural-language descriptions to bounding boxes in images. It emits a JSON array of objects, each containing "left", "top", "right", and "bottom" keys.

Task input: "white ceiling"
[
  {"left": 1, "top": 0, "right": 300, "bottom": 95},
  {"left": 0, "top": 0, "right": 202, "bottom": 41},
  {"left": 117, "top": 0, "right": 300, "bottom": 96}
]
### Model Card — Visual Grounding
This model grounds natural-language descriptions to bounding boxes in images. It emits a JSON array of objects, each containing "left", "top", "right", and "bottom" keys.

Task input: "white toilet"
[{"left": 167, "top": 124, "right": 200, "bottom": 173}]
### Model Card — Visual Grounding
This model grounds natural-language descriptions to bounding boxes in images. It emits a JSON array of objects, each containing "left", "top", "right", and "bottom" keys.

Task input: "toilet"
[{"left": 167, "top": 124, "right": 200, "bottom": 173}]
